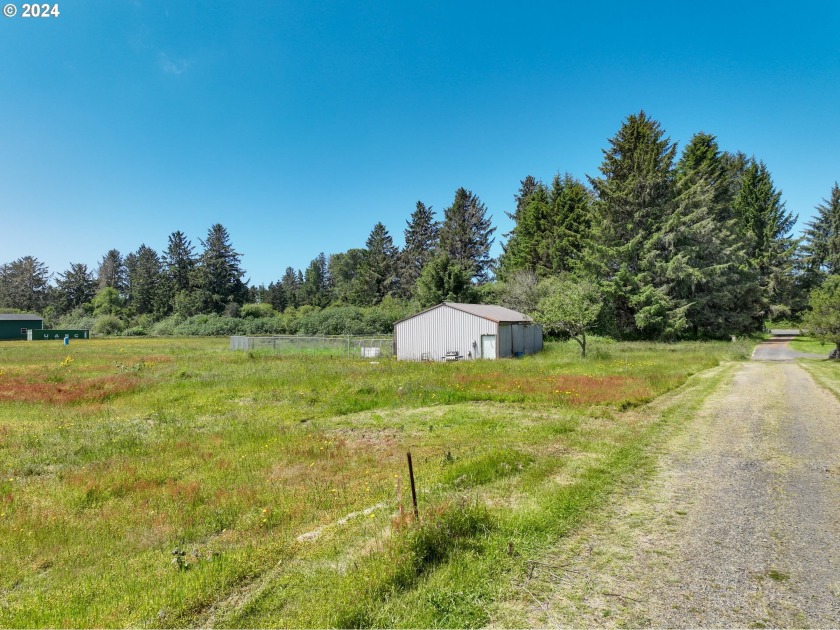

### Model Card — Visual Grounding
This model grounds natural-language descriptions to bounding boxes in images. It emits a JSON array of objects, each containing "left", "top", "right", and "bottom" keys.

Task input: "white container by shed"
[{"left": 394, "top": 302, "right": 543, "bottom": 361}]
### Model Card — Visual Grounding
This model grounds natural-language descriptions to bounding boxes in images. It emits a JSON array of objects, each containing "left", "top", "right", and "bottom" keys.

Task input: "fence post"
[{"left": 407, "top": 451, "right": 419, "bottom": 520}]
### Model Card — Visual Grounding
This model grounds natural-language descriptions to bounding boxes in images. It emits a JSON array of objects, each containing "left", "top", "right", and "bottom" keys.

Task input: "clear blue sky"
[{"left": 2, "top": 1, "right": 839, "bottom": 286}]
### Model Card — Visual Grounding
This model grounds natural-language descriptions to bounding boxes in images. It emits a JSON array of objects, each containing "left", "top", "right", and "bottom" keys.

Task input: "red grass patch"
[
  {"left": 0, "top": 374, "right": 141, "bottom": 404},
  {"left": 454, "top": 372, "right": 652, "bottom": 405}
]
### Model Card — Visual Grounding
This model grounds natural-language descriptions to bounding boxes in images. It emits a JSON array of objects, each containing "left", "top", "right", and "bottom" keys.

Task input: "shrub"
[
  {"left": 150, "top": 316, "right": 181, "bottom": 336},
  {"left": 240, "top": 303, "right": 276, "bottom": 318},
  {"left": 121, "top": 326, "right": 147, "bottom": 336},
  {"left": 93, "top": 315, "right": 125, "bottom": 336}
]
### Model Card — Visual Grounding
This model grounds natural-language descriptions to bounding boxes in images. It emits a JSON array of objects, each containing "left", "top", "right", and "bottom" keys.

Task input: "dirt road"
[{"left": 513, "top": 347, "right": 840, "bottom": 627}]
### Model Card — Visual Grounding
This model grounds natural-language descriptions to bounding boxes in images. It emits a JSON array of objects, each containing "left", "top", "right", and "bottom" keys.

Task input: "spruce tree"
[
  {"left": 399, "top": 201, "right": 439, "bottom": 297},
  {"left": 300, "top": 253, "right": 330, "bottom": 307},
  {"left": 547, "top": 174, "right": 592, "bottom": 275},
  {"left": 163, "top": 231, "right": 196, "bottom": 293},
  {"left": 359, "top": 222, "right": 398, "bottom": 305},
  {"left": 497, "top": 181, "right": 550, "bottom": 277},
  {"left": 125, "top": 244, "right": 163, "bottom": 316},
  {"left": 280, "top": 267, "right": 300, "bottom": 309},
  {"left": 499, "top": 175, "right": 592, "bottom": 279},
  {"left": 732, "top": 160, "right": 797, "bottom": 323},
  {"left": 53, "top": 263, "right": 96, "bottom": 313},
  {"left": 197, "top": 224, "right": 248, "bottom": 312},
  {"left": 0, "top": 256, "right": 50, "bottom": 312},
  {"left": 652, "top": 133, "right": 759, "bottom": 336},
  {"left": 801, "top": 183, "right": 840, "bottom": 281},
  {"left": 439, "top": 187, "right": 495, "bottom": 283},
  {"left": 588, "top": 111, "right": 677, "bottom": 337},
  {"left": 97, "top": 250, "right": 127, "bottom": 296}
]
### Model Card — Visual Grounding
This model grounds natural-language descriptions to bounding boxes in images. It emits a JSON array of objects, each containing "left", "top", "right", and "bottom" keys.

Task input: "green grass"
[
  {"left": 0, "top": 336, "right": 752, "bottom": 627},
  {"left": 789, "top": 335, "right": 835, "bottom": 356}
]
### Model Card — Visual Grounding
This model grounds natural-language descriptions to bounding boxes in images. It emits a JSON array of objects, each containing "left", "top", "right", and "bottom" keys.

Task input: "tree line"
[{"left": 2, "top": 111, "right": 839, "bottom": 341}]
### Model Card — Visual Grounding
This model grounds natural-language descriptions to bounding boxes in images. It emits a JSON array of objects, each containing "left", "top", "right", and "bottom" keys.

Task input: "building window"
[{"left": 20, "top": 328, "right": 27, "bottom": 334}]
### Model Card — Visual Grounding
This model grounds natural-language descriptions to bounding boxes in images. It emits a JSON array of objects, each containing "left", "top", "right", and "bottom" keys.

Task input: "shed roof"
[
  {"left": 0, "top": 314, "right": 43, "bottom": 321},
  {"left": 444, "top": 302, "right": 533, "bottom": 323},
  {"left": 396, "top": 302, "right": 533, "bottom": 325}
]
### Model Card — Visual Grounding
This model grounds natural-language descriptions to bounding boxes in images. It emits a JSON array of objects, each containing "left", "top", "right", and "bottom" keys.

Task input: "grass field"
[
  {"left": 789, "top": 335, "right": 835, "bottom": 356},
  {"left": 0, "top": 336, "right": 753, "bottom": 627}
]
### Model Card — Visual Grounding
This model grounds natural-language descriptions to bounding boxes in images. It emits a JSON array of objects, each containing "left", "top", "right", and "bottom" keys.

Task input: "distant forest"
[{"left": 2, "top": 111, "right": 839, "bottom": 339}]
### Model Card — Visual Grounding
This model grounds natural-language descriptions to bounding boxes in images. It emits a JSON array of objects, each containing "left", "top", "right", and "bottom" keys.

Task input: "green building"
[{"left": 0, "top": 314, "right": 44, "bottom": 340}]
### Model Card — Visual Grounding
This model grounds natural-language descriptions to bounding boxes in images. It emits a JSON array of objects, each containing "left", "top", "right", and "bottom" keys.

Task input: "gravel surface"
[
  {"left": 511, "top": 350, "right": 840, "bottom": 628},
  {"left": 752, "top": 335, "right": 825, "bottom": 361}
]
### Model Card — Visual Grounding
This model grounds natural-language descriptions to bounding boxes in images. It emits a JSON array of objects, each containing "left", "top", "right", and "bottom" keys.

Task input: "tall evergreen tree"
[
  {"left": 399, "top": 201, "right": 439, "bottom": 297},
  {"left": 97, "top": 249, "right": 127, "bottom": 296},
  {"left": 588, "top": 111, "right": 678, "bottom": 337},
  {"left": 650, "top": 133, "right": 760, "bottom": 336},
  {"left": 0, "top": 256, "right": 51, "bottom": 312},
  {"left": 300, "top": 253, "right": 330, "bottom": 307},
  {"left": 801, "top": 183, "right": 840, "bottom": 281},
  {"left": 53, "top": 263, "right": 96, "bottom": 313},
  {"left": 547, "top": 174, "right": 593, "bottom": 275},
  {"left": 125, "top": 244, "right": 163, "bottom": 316},
  {"left": 278, "top": 267, "right": 300, "bottom": 309},
  {"left": 359, "top": 222, "right": 398, "bottom": 305},
  {"left": 732, "top": 160, "right": 797, "bottom": 322},
  {"left": 439, "top": 187, "right": 495, "bottom": 283},
  {"left": 163, "top": 231, "right": 196, "bottom": 293},
  {"left": 197, "top": 224, "right": 248, "bottom": 312},
  {"left": 498, "top": 181, "right": 550, "bottom": 277},
  {"left": 510, "top": 176, "right": 540, "bottom": 224},
  {"left": 500, "top": 175, "right": 592, "bottom": 278}
]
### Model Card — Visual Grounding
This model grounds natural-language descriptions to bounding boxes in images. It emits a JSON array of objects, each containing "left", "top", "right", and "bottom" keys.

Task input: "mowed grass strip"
[{"left": 0, "top": 337, "right": 752, "bottom": 627}]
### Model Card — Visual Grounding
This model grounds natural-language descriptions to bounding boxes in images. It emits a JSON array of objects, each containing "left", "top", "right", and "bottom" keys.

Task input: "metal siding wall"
[
  {"left": 512, "top": 324, "right": 525, "bottom": 354},
  {"left": 523, "top": 325, "right": 534, "bottom": 354},
  {"left": 395, "top": 305, "right": 496, "bottom": 361},
  {"left": 498, "top": 324, "right": 511, "bottom": 358},
  {"left": 0, "top": 320, "right": 43, "bottom": 340}
]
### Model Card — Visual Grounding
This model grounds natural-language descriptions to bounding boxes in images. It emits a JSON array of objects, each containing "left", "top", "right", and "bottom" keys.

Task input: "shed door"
[{"left": 481, "top": 335, "right": 496, "bottom": 359}]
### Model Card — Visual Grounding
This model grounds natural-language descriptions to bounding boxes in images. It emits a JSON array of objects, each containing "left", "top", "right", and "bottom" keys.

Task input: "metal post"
[{"left": 407, "top": 451, "right": 419, "bottom": 520}]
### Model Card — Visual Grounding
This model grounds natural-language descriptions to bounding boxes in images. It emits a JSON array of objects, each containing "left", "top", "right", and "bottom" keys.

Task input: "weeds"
[{"left": 0, "top": 336, "right": 752, "bottom": 626}]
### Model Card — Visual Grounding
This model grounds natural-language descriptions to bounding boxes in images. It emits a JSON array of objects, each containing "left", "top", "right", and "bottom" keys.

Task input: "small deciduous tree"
[
  {"left": 535, "top": 277, "right": 602, "bottom": 358},
  {"left": 498, "top": 269, "right": 543, "bottom": 315},
  {"left": 802, "top": 275, "right": 840, "bottom": 359}
]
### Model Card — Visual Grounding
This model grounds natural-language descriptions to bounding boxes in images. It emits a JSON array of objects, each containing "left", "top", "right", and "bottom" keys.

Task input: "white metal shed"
[{"left": 394, "top": 302, "right": 543, "bottom": 361}]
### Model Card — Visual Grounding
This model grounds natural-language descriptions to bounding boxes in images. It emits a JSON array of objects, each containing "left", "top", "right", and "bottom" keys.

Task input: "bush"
[
  {"left": 93, "top": 315, "right": 125, "bottom": 336},
  {"left": 121, "top": 326, "right": 147, "bottom": 336},
  {"left": 55, "top": 310, "right": 97, "bottom": 332},
  {"left": 150, "top": 316, "right": 181, "bottom": 336},
  {"left": 240, "top": 303, "right": 276, "bottom": 318},
  {"left": 222, "top": 302, "right": 242, "bottom": 318}
]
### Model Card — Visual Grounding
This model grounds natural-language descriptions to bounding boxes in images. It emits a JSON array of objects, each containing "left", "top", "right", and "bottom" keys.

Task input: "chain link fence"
[{"left": 230, "top": 335, "right": 394, "bottom": 358}]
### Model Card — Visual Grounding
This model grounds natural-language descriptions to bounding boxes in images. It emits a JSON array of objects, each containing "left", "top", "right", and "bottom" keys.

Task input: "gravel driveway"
[
  {"left": 512, "top": 347, "right": 840, "bottom": 627},
  {"left": 752, "top": 334, "right": 825, "bottom": 361}
]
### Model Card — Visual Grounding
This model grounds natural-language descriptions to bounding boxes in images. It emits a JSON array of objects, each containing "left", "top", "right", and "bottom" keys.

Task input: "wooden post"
[{"left": 406, "top": 451, "right": 419, "bottom": 520}]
